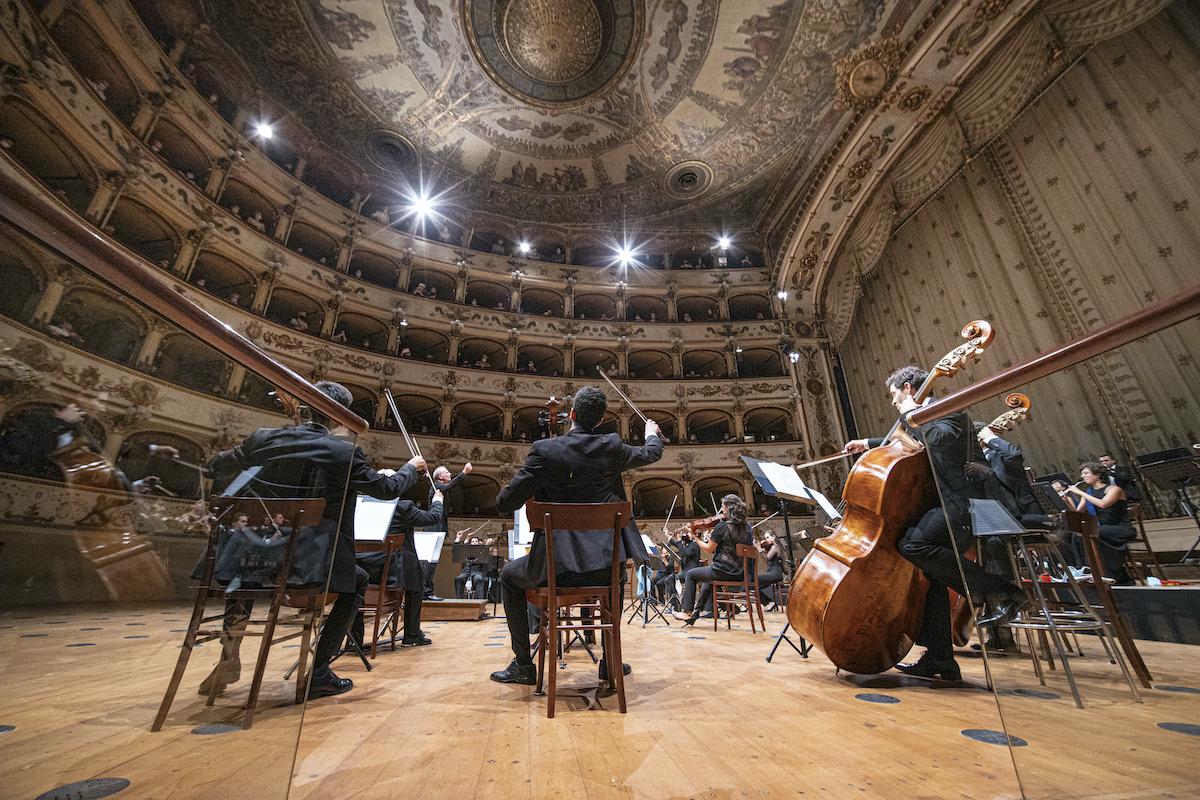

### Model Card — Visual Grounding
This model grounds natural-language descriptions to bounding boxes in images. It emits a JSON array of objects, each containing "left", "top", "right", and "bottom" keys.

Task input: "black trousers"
[
  {"left": 500, "top": 555, "right": 612, "bottom": 667},
  {"left": 680, "top": 566, "right": 741, "bottom": 616},
  {"left": 314, "top": 565, "right": 369, "bottom": 672},
  {"left": 757, "top": 564, "right": 783, "bottom": 604},
  {"left": 1064, "top": 523, "right": 1135, "bottom": 579},
  {"left": 897, "top": 508, "right": 1018, "bottom": 662},
  {"left": 403, "top": 590, "right": 423, "bottom": 639},
  {"left": 420, "top": 560, "right": 435, "bottom": 597}
]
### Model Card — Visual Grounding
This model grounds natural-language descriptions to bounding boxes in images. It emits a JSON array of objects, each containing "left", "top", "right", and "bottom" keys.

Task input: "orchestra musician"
[
  {"left": 202, "top": 380, "right": 428, "bottom": 700},
  {"left": 423, "top": 462, "right": 473, "bottom": 600},
  {"left": 353, "top": 489, "right": 444, "bottom": 648},
  {"left": 843, "top": 366, "right": 1027, "bottom": 680},
  {"left": 490, "top": 386, "right": 662, "bottom": 685},
  {"left": 1098, "top": 453, "right": 1141, "bottom": 502},
  {"left": 672, "top": 494, "right": 754, "bottom": 626},
  {"left": 754, "top": 529, "right": 785, "bottom": 611},
  {"left": 1061, "top": 461, "right": 1136, "bottom": 582}
]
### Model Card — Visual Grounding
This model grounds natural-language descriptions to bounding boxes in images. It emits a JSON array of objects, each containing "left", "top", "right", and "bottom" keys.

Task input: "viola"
[{"left": 786, "top": 321, "right": 995, "bottom": 674}]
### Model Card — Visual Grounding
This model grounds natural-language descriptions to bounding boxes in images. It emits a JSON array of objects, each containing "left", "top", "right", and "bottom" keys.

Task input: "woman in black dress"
[
  {"left": 1062, "top": 461, "right": 1136, "bottom": 581},
  {"left": 755, "top": 529, "right": 785, "bottom": 610},
  {"left": 672, "top": 494, "right": 754, "bottom": 625}
]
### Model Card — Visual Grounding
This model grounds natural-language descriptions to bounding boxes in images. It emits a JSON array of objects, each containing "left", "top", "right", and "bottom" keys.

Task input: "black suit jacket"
[
  {"left": 982, "top": 435, "right": 1039, "bottom": 515},
  {"left": 496, "top": 427, "right": 662, "bottom": 581},
  {"left": 207, "top": 422, "right": 420, "bottom": 593},
  {"left": 1110, "top": 464, "right": 1141, "bottom": 502},
  {"left": 427, "top": 471, "right": 467, "bottom": 531},
  {"left": 869, "top": 410, "right": 980, "bottom": 528}
]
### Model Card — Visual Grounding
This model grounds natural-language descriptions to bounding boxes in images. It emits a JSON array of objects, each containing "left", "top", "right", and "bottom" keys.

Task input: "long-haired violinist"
[{"left": 671, "top": 493, "right": 754, "bottom": 626}]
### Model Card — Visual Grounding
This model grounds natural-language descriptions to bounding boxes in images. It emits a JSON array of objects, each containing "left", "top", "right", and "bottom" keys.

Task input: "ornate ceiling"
[{"left": 182, "top": 0, "right": 910, "bottom": 233}]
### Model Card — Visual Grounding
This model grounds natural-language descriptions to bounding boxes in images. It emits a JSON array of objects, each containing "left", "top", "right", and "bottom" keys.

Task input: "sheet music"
[
  {"left": 754, "top": 459, "right": 842, "bottom": 519},
  {"left": 354, "top": 496, "right": 400, "bottom": 541},
  {"left": 413, "top": 531, "right": 446, "bottom": 561},
  {"left": 640, "top": 533, "right": 659, "bottom": 555},
  {"left": 804, "top": 486, "right": 841, "bottom": 520}
]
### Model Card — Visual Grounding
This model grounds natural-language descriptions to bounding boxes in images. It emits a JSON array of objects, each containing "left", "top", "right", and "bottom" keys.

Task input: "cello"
[{"left": 786, "top": 321, "right": 995, "bottom": 674}]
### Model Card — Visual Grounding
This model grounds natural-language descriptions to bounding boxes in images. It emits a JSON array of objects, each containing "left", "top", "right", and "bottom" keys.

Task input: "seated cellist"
[{"left": 844, "top": 365, "right": 1026, "bottom": 680}]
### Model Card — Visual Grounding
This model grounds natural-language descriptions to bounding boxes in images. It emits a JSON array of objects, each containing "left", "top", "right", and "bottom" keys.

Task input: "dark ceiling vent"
[
  {"left": 364, "top": 130, "right": 418, "bottom": 175},
  {"left": 664, "top": 160, "right": 714, "bottom": 199}
]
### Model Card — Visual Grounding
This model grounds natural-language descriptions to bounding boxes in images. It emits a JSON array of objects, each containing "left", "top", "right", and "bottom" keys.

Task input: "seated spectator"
[
  {"left": 246, "top": 210, "right": 266, "bottom": 231},
  {"left": 413, "top": 282, "right": 427, "bottom": 296},
  {"left": 400, "top": 346, "right": 412, "bottom": 358},
  {"left": 288, "top": 312, "right": 310, "bottom": 332},
  {"left": 371, "top": 208, "right": 390, "bottom": 225},
  {"left": 227, "top": 292, "right": 241, "bottom": 306},
  {"left": 331, "top": 329, "right": 348, "bottom": 344}
]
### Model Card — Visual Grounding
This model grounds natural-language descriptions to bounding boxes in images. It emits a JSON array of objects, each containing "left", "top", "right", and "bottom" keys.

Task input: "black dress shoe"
[
  {"left": 598, "top": 659, "right": 632, "bottom": 681},
  {"left": 424, "top": 594, "right": 444, "bottom": 602},
  {"left": 977, "top": 598, "right": 1025, "bottom": 628},
  {"left": 401, "top": 634, "right": 432, "bottom": 647},
  {"left": 896, "top": 656, "right": 962, "bottom": 681},
  {"left": 307, "top": 668, "right": 353, "bottom": 699},
  {"left": 490, "top": 660, "right": 536, "bottom": 685},
  {"left": 682, "top": 616, "right": 697, "bottom": 627}
]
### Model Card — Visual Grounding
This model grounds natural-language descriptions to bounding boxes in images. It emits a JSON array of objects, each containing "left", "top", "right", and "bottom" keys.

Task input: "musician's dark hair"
[
  {"left": 884, "top": 365, "right": 928, "bottom": 392},
  {"left": 571, "top": 386, "right": 607, "bottom": 430},
  {"left": 1080, "top": 461, "right": 1109, "bottom": 481},
  {"left": 310, "top": 380, "right": 353, "bottom": 427}
]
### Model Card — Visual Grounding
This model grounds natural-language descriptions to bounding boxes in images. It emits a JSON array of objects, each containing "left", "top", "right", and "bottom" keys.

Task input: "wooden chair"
[
  {"left": 712, "top": 544, "right": 765, "bottom": 633},
  {"left": 1123, "top": 502, "right": 1166, "bottom": 583},
  {"left": 153, "top": 496, "right": 327, "bottom": 731},
  {"left": 356, "top": 532, "right": 405, "bottom": 658},
  {"left": 524, "top": 500, "right": 630, "bottom": 719}
]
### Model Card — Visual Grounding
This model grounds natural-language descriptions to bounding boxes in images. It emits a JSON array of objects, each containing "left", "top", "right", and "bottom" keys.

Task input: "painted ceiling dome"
[{"left": 183, "top": 0, "right": 896, "bottom": 231}]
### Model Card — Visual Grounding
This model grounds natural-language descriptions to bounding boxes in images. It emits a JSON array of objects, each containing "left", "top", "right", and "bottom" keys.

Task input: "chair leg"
[
  {"left": 547, "top": 604, "right": 558, "bottom": 719},
  {"left": 152, "top": 590, "right": 209, "bottom": 731},
  {"left": 536, "top": 607, "right": 547, "bottom": 695},
  {"left": 370, "top": 592, "right": 384, "bottom": 659},
  {"left": 755, "top": 591, "right": 765, "bottom": 632},
  {"left": 608, "top": 594, "right": 627, "bottom": 714},
  {"left": 243, "top": 595, "right": 284, "bottom": 730},
  {"left": 295, "top": 608, "right": 313, "bottom": 705}
]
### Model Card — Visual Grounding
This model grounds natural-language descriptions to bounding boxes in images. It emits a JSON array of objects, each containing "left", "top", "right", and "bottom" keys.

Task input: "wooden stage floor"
[{"left": 1, "top": 604, "right": 1196, "bottom": 799}]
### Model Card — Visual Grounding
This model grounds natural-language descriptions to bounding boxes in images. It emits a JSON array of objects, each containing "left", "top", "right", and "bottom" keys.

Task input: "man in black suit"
[
  {"left": 844, "top": 366, "right": 1025, "bottom": 680},
  {"left": 977, "top": 424, "right": 1039, "bottom": 517},
  {"left": 1099, "top": 453, "right": 1141, "bottom": 502},
  {"left": 421, "top": 462, "right": 472, "bottom": 600},
  {"left": 204, "top": 380, "right": 427, "bottom": 699},
  {"left": 489, "top": 386, "right": 662, "bottom": 685}
]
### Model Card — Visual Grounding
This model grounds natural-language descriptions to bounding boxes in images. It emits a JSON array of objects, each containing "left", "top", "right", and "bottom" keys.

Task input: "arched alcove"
[
  {"left": 738, "top": 348, "right": 785, "bottom": 378},
  {"left": 56, "top": 289, "right": 145, "bottom": 365},
  {"left": 408, "top": 268, "right": 455, "bottom": 300},
  {"left": 516, "top": 344, "right": 563, "bottom": 375},
  {"left": 0, "top": 251, "right": 44, "bottom": 323},
  {"left": 153, "top": 333, "right": 232, "bottom": 394},
  {"left": 50, "top": 11, "right": 141, "bottom": 125},
  {"left": 458, "top": 338, "right": 504, "bottom": 370},
  {"left": 628, "top": 349, "right": 673, "bottom": 380},
  {"left": 692, "top": 476, "right": 743, "bottom": 516},
  {"left": 574, "top": 348, "right": 616, "bottom": 378},
  {"left": 117, "top": 431, "right": 205, "bottom": 498},
  {"left": 302, "top": 159, "right": 356, "bottom": 208},
  {"left": 342, "top": 383, "right": 377, "bottom": 422},
  {"left": 633, "top": 478, "right": 682, "bottom": 517},
  {"left": 287, "top": 221, "right": 339, "bottom": 265},
  {"left": 399, "top": 328, "right": 449, "bottom": 362},
  {"left": 107, "top": 198, "right": 180, "bottom": 266},
  {"left": 744, "top": 407, "right": 794, "bottom": 443},
  {"left": 349, "top": 250, "right": 399, "bottom": 287},
  {"left": 388, "top": 393, "right": 440, "bottom": 435},
  {"left": 265, "top": 288, "right": 324, "bottom": 333},
  {"left": 519, "top": 287, "right": 563, "bottom": 316},
  {"left": 152, "top": 119, "right": 212, "bottom": 187},
  {"left": 190, "top": 251, "right": 256, "bottom": 308},
  {"left": 452, "top": 401, "right": 503, "bottom": 439},
  {"left": 0, "top": 98, "right": 96, "bottom": 213},
  {"left": 455, "top": 475, "right": 500, "bottom": 516},
  {"left": 677, "top": 296, "right": 719, "bottom": 322},
  {"left": 626, "top": 295, "right": 667, "bottom": 322},
  {"left": 686, "top": 409, "right": 734, "bottom": 444},
  {"left": 219, "top": 179, "right": 277, "bottom": 232},
  {"left": 466, "top": 280, "right": 510, "bottom": 310},
  {"left": 573, "top": 293, "right": 617, "bottom": 320},
  {"left": 682, "top": 350, "right": 727, "bottom": 379},
  {"left": 728, "top": 293, "right": 772, "bottom": 321}
]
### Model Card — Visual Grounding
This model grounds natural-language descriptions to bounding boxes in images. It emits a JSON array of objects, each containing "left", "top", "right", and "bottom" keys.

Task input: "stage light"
[
  {"left": 615, "top": 246, "right": 635, "bottom": 267},
  {"left": 776, "top": 290, "right": 788, "bottom": 301},
  {"left": 253, "top": 121, "right": 274, "bottom": 140},
  {"left": 408, "top": 193, "right": 435, "bottom": 219},
  {"left": 717, "top": 236, "right": 731, "bottom": 249},
  {"left": 735, "top": 346, "right": 743, "bottom": 353},
  {"left": 518, "top": 241, "right": 531, "bottom": 254},
  {"left": 399, "top": 318, "right": 408, "bottom": 327}
]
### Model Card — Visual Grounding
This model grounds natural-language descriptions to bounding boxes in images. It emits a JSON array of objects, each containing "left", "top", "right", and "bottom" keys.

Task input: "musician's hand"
[
  {"left": 377, "top": 468, "right": 397, "bottom": 477},
  {"left": 432, "top": 489, "right": 444, "bottom": 504},
  {"left": 132, "top": 476, "right": 161, "bottom": 494},
  {"left": 644, "top": 419, "right": 661, "bottom": 440},
  {"left": 406, "top": 455, "right": 428, "bottom": 472},
  {"left": 977, "top": 425, "right": 998, "bottom": 445},
  {"left": 148, "top": 444, "right": 180, "bottom": 459},
  {"left": 463, "top": 462, "right": 473, "bottom": 475},
  {"left": 844, "top": 438, "right": 870, "bottom": 454}
]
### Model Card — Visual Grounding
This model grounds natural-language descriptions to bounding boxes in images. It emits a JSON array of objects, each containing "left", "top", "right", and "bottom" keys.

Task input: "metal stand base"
[{"left": 766, "top": 621, "right": 811, "bottom": 663}]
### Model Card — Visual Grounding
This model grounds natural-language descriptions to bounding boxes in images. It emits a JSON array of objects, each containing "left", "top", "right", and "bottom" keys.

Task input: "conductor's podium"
[{"left": 422, "top": 598, "right": 489, "bottom": 621}]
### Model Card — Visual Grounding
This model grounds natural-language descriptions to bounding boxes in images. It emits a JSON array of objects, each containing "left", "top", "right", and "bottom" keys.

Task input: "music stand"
[
  {"left": 626, "top": 533, "right": 670, "bottom": 627},
  {"left": 741, "top": 456, "right": 819, "bottom": 662},
  {"left": 1135, "top": 448, "right": 1200, "bottom": 563},
  {"left": 452, "top": 543, "right": 491, "bottom": 599},
  {"left": 1030, "top": 481, "right": 1073, "bottom": 515}
]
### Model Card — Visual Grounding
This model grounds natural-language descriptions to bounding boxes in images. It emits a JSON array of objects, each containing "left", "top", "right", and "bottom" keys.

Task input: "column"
[
  {"left": 374, "top": 390, "right": 390, "bottom": 429},
  {"left": 439, "top": 391, "right": 454, "bottom": 435},
  {"left": 134, "top": 322, "right": 168, "bottom": 370},
  {"left": 716, "top": 280, "right": 730, "bottom": 321},
  {"left": 447, "top": 333, "right": 461, "bottom": 365},
  {"left": 741, "top": 477, "right": 757, "bottom": 509},
  {"left": 251, "top": 262, "right": 281, "bottom": 313},
  {"left": 205, "top": 150, "right": 242, "bottom": 200},
  {"left": 675, "top": 411, "right": 688, "bottom": 442},
  {"left": 31, "top": 268, "right": 70, "bottom": 325},
  {"left": 130, "top": 93, "right": 167, "bottom": 141},
  {"left": 724, "top": 340, "right": 737, "bottom": 378},
  {"left": 670, "top": 339, "right": 683, "bottom": 379},
  {"left": 397, "top": 251, "right": 414, "bottom": 291},
  {"left": 510, "top": 270, "right": 523, "bottom": 312},
  {"left": 226, "top": 364, "right": 247, "bottom": 400},
  {"left": 86, "top": 172, "right": 128, "bottom": 225},
  {"left": 173, "top": 228, "right": 209, "bottom": 277},
  {"left": 502, "top": 404, "right": 515, "bottom": 440},
  {"left": 321, "top": 298, "right": 340, "bottom": 338},
  {"left": 615, "top": 283, "right": 627, "bottom": 320},
  {"left": 681, "top": 481, "right": 694, "bottom": 518},
  {"left": 455, "top": 262, "right": 469, "bottom": 303},
  {"left": 665, "top": 281, "right": 678, "bottom": 321},
  {"left": 732, "top": 406, "right": 746, "bottom": 440},
  {"left": 274, "top": 191, "right": 300, "bottom": 242},
  {"left": 563, "top": 280, "right": 575, "bottom": 318},
  {"left": 335, "top": 235, "right": 354, "bottom": 272},
  {"left": 386, "top": 321, "right": 402, "bottom": 355},
  {"left": 616, "top": 337, "right": 629, "bottom": 378},
  {"left": 562, "top": 338, "right": 575, "bottom": 377},
  {"left": 506, "top": 329, "right": 520, "bottom": 371},
  {"left": 618, "top": 413, "right": 630, "bottom": 440}
]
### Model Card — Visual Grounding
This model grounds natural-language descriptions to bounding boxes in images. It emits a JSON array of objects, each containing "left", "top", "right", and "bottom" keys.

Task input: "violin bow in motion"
[{"left": 383, "top": 386, "right": 437, "bottom": 489}]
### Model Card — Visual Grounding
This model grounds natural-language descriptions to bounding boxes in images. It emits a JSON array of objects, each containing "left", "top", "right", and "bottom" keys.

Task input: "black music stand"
[
  {"left": 452, "top": 543, "right": 491, "bottom": 599},
  {"left": 741, "top": 456, "right": 814, "bottom": 662},
  {"left": 1136, "top": 449, "right": 1200, "bottom": 563},
  {"left": 1030, "top": 481, "right": 1073, "bottom": 515},
  {"left": 625, "top": 538, "right": 670, "bottom": 627}
]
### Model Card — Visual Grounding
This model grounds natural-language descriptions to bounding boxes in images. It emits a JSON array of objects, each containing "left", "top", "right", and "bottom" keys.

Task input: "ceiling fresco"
[{"left": 188, "top": 0, "right": 895, "bottom": 231}]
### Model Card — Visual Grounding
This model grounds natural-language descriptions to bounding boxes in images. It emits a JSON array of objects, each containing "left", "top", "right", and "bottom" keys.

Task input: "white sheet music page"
[
  {"left": 354, "top": 496, "right": 399, "bottom": 541},
  {"left": 758, "top": 461, "right": 811, "bottom": 500}
]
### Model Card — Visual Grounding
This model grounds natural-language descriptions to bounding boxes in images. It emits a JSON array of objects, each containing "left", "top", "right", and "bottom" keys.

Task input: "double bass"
[{"left": 786, "top": 321, "right": 995, "bottom": 674}]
